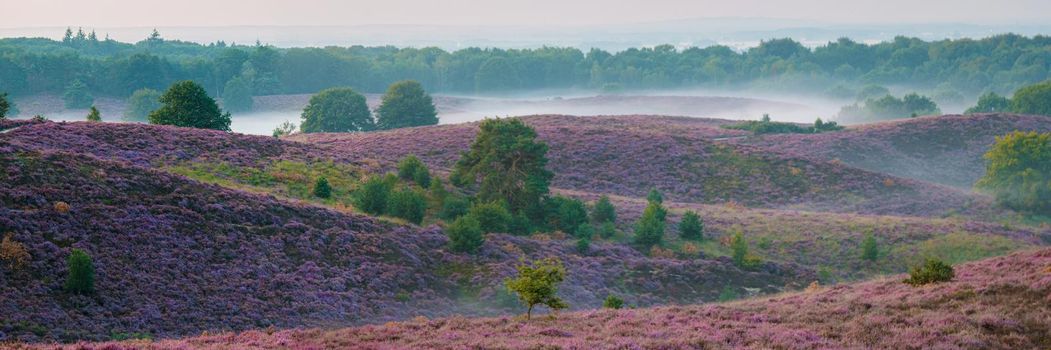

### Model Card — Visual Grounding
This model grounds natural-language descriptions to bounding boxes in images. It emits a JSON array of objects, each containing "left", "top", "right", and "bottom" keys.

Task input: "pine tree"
[
  {"left": 861, "top": 233, "right": 878, "bottom": 261},
  {"left": 86, "top": 106, "right": 101, "bottom": 122},
  {"left": 65, "top": 249, "right": 95, "bottom": 295}
]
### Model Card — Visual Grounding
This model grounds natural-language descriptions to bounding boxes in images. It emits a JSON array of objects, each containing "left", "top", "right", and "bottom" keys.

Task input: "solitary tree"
[
  {"left": 861, "top": 233, "right": 879, "bottom": 261},
  {"left": 397, "top": 155, "right": 431, "bottom": 187},
  {"left": 678, "top": 211, "right": 704, "bottom": 240},
  {"left": 354, "top": 175, "right": 393, "bottom": 215},
  {"left": 313, "top": 177, "right": 332, "bottom": 199},
  {"left": 590, "top": 195, "right": 617, "bottom": 224},
  {"left": 149, "top": 81, "right": 231, "bottom": 131},
  {"left": 65, "top": 249, "right": 95, "bottom": 295},
  {"left": 634, "top": 200, "right": 666, "bottom": 248},
  {"left": 504, "top": 257, "right": 567, "bottom": 320},
  {"left": 451, "top": 118, "right": 551, "bottom": 219},
  {"left": 63, "top": 80, "right": 94, "bottom": 109},
  {"left": 1010, "top": 80, "right": 1051, "bottom": 116},
  {"left": 387, "top": 189, "right": 427, "bottom": 224},
  {"left": 731, "top": 231, "right": 749, "bottom": 267},
  {"left": 376, "top": 80, "right": 438, "bottom": 130},
  {"left": 222, "top": 76, "right": 254, "bottom": 113},
  {"left": 123, "top": 88, "right": 162, "bottom": 122},
  {"left": 300, "top": 87, "right": 374, "bottom": 133},
  {"left": 86, "top": 106, "right": 101, "bottom": 122},
  {"left": 603, "top": 294, "right": 624, "bottom": 309},
  {"left": 975, "top": 131, "right": 1051, "bottom": 213}
]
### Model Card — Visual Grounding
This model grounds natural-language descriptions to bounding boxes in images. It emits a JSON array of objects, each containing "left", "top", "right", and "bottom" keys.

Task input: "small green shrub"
[
  {"left": 646, "top": 189, "right": 663, "bottom": 204},
  {"left": 717, "top": 286, "right": 738, "bottom": 302},
  {"left": 439, "top": 196, "right": 470, "bottom": 221},
  {"left": 65, "top": 249, "right": 95, "bottom": 295},
  {"left": 467, "top": 202, "right": 512, "bottom": 233},
  {"left": 903, "top": 258, "right": 954, "bottom": 286},
  {"left": 603, "top": 295, "right": 624, "bottom": 309},
  {"left": 678, "top": 211, "right": 703, "bottom": 240},
  {"left": 861, "top": 233, "right": 878, "bottom": 261},
  {"left": 548, "top": 196, "right": 588, "bottom": 233},
  {"left": 598, "top": 221, "right": 617, "bottom": 239},
  {"left": 574, "top": 223, "right": 595, "bottom": 239},
  {"left": 576, "top": 237, "right": 590, "bottom": 254},
  {"left": 634, "top": 201, "right": 666, "bottom": 248},
  {"left": 447, "top": 216, "right": 484, "bottom": 254},
  {"left": 591, "top": 196, "right": 617, "bottom": 224},
  {"left": 508, "top": 212, "right": 533, "bottom": 235},
  {"left": 355, "top": 176, "right": 392, "bottom": 215},
  {"left": 397, "top": 155, "right": 431, "bottom": 187},
  {"left": 387, "top": 189, "right": 427, "bottom": 224},
  {"left": 312, "top": 176, "right": 332, "bottom": 199},
  {"left": 86, "top": 106, "right": 102, "bottom": 122}
]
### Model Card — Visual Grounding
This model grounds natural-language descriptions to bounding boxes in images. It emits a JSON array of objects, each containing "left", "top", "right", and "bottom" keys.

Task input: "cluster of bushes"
[
  {"left": 723, "top": 114, "right": 844, "bottom": 134},
  {"left": 965, "top": 80, "right": 1051, "bottom": 116},
  {"left": 836, "top": 93, "right": 941, "bottom": 123}
]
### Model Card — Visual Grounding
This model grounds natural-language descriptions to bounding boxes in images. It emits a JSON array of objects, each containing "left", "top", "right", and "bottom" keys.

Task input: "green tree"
[
  {"left": 861, "top": 233, "right": 878, "bottom": 261},
  {"left": 0, "top": 92, "right": 10, "bottom": 119},
  {"left": 633, "top": 201, "right": 666, "bottom": 248},
  {"left": 1010, "top": 80, "right": 1051, "bottom": 116},
  {"left": 123, "top": 88, "right": 161, "bottom": 122},
  {"left": 475, "top": 57, "right": 520, "bottom": 92},
  {"left": 731, "top": 231, "right": 749, "bottom": 267},
  {"left": 65, "top": 249, "right": 95, "bottom": 295},
  {"left": 467, "top": 201, "right": 512, "bottom": 233},
  {"left": 575, "top": 236, "right": 590, "bottom": 254},
  {"left": 549, "top": 196, "right": 588, "bottom": 233},
  {"left": 313, "top": 176, "right": 332, "bottom": 199},
  {"left": 375, "top": 80, "right": 438, "bottom": 130},
  {"left": 354, "top": 176, "right": 393, "bottom": 215},
  {"left": 678, "top": 211, "right": 704, "bottom": 240},
  {"left": 646, "top": 189, "right": 664, "bottom": 204},
  {"left": 63, "top": 79, "right": 94, "bottom": 109},
  {"left": 975, "top": 131, "right": 1051, "bottom": 213},
  {"left": 451, "top": 118, "right": 551, "bottom": 219},
  {"left": 439, "top": 196, "right": 470, "bottom": 221},
  {"left": 397, "top": 155, "right": 431, "bottom": 187},
  {"left": 222, "top": 76, "right": 253, "bottom": 113},
  {"left": 272, "top": 120, "right": 297, "bottom": 137},
  {"left": 149, "top": 81, "right": 231, "bottom": 131},
  {"left": 447, "top": 215, "right": 484, "bottom": 253},
  {"left": 903, "top": 258, "right": 954, "bottom": 286},
  {"left": 965, "top": 92, "right": 1011, "bottom": 114},
  {"left": 85, "top": 106, "right": 101, "bottom": 122},
  {"left": 387, "top": 189, "right": 427, "bottom": 224},
  {"left": 504, "top": 257, "right": 567, "bottom": 320},
  {"left": 603, "top": 294, "right": 624, "bottom": 309},
  {"left": 598, "top": 221, "right": 617, "bottom": 239},
  {"left": 300, "top": 87, "right": 374, "bottom": 133},
  {"left": 590, "top": 195, "right": 616, "bottom": 224}
]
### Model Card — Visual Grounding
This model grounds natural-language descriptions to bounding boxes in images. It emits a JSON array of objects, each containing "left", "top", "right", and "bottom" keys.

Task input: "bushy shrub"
[
  {"left": 549, "top": 196, "right": 588, "bottom": 233},
  {"left": 603, "top": 295, "right": 624, "bottom": 309},
  {"left": 387, "top": 189, "right": 426, "bottom": 224},
  {"left": 1, "top": 233, "right": 30, "bottom": 270},
  {"left": 354, "top": 176, "right": 392, "bottom": 215},
  {"left": 149, "top": 81, "right": 231, "bottom": 131},
  {"left": 574, "top": 223, "right": 595, "bottom": 239},
  {"left": 730, "top": 230, "right": 760, "bottom": 268},
  {"left": 439, "top": 196, "right": 470, "bottom": 221},
  {"left": 718, "top": 286, "right": 739, "bottom": 302},
  {"left": 678, "top": 211, "right": 703, "bottom": 240},
  {"left": 428, "top": 177, "right": 447, "bottom": 201},
  {"left": 312, "top": 176, "right": 332, "bottom": 199},
  {"left": 65, "top": 249, "right": 95, "bottom": 295},
  {"left": 575, "top": 237, "right": 590, "bottom": 254},
  {"left": 272, "top": 120, "right": 297, "bottom": 137},
  {"left": 903, "top": 258, "right": 955, "bottom": 285},
  {"left": 860, "top": 233, "right": 878, "bottom": 261},
  {"left": 965, "top": 92, "right": 1011, "bottom": 114},
  {"left": 590, "top": 195, "right": 616, "bottom": 224},
  {"left": 633, "top": 201, "right": 666, "bottom": 248},
  {"left": 446, "top": 216, "right": 484, "bottom": 254},
  {"left": 508, "top": 212, "right": 533, "bottom": 236},
  {"left": 397, "top": 155, "right": 431, "bottom": 187},
  {"left": 646, "top": 188, "right": 663, "bottom": 204},
  {"left": 1010, "top": 80, "right": 1051, "bottom": 116},
  {"left": 504, "top": 257, "right": 567, "bottom": 319},
  {"left": 467, "top": 201, "right": 512, "bottom": 233}
]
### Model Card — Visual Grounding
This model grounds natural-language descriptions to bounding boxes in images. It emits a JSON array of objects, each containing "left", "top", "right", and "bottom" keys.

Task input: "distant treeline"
[{"left": 1, "top": 29, "right": 1050, "bottom": 100}]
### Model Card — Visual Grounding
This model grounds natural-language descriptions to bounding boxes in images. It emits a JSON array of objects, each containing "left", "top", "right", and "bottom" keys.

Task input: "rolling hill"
[{"left": 21, "top": 248, "right": 1050, "bottom": 349}]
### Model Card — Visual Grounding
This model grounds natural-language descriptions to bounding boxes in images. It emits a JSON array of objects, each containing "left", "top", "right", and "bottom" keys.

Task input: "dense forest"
[{"left": 1, "top": 29, "right": 1050, "bottom": 102}]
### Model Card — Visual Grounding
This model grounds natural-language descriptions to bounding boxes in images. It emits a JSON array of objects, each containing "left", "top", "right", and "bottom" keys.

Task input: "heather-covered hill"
[
  {"left": 0, "top": 140, "right": 811, "bottom": 342},
  {"left": 288, "top": 114, "right": 992, "bottom": 216},
  {"left": 31, "top": 248, "right": 1051, "bottom": 349},
  {"left": 732, "top": 114, "right": 1051, "bottom": 189}
]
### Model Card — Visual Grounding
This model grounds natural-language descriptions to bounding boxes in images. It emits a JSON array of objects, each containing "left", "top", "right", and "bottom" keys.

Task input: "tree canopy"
[
  {"left": 504, "top": 257, "right": 567, "bottom": 320},
  {"left": 1010, "top": 80, "right": 1051, "bottom": 116},
  {"left": 975, "top": 131, "right": 1051, "bottom": 214},
  {"left": 376, "top": 80, "right": 438, "bottom": 130},
  {"left": 148, "top": 81, "right": 231, "bottom": 131},
  {"left": 123, "top": 88, "right": 161, "bottom": 122},
  {"left": 221, "top": 76, "right": 253, "bottom": 113},
  {"left": 299, "top": 87, "right": 373, "bottom": 133}
]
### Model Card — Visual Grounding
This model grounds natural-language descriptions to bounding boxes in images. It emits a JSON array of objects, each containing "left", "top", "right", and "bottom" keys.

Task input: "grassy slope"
[
  {"left": 288, "top": 114, "right": 995, "bottom": 217},
  {"left": 25, "top": 248, "right": 1051, "bottom": 349}
]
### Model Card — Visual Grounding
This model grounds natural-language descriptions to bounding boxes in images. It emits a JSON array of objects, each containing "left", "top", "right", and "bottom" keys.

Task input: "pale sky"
[{"left": 3, "top": 0, "right": 1051, "bottom": 28}]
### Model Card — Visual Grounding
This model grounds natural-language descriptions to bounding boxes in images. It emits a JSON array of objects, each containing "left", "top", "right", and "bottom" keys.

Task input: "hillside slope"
[
  {"left": 28, "top": 248, "right": 1051, "bottom": 349},
  {"left": 288, "top": 114, "right": 995, "bottom": 217},
  {"left": 0, "top": 136, "right": 810, "bottom": 342},
  {"left": 732, "top": 114, "right": 1051, "bottom": 188}
]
